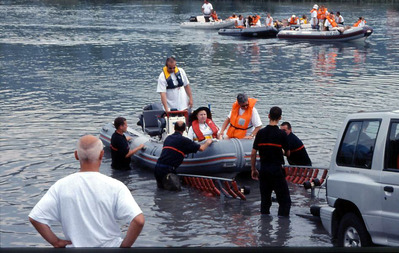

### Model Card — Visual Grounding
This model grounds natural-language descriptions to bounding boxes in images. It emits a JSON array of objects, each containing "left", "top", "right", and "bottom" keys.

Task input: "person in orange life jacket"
[
  {"left": 251, "top": 14, "right": 262, "bottom": 27},
  {"left": 265, "top": 13, "right": 273, "bottom": 27},
  {"left": 111, "top": 117, "right": 145, "bottom": 170},
  {"left": 157, "top": 57, "right": 193, "bottom": 113},
  {"left": 353, "top": 17, "right": 366, "bottom": 27},
  {"left": 325, "top": 12, "right": 344, "bottom": 32},
  {"left": 187, "top": 107, "right": 222, "bottom": 141},
  {"left": 220, "top": 93, "right": 262, "bottom": 139},
  {"left": 288, "top": 15, "right": 300, "bottom": 25},
  {"left": 251, "top": 106, "right": 291, "bottom": 216},
  {"left": 280, "top": 122, "right": 312, "bottom": 166},
  {"left": 317, "top": 5, "right": 328, "bottom": 29},
  {"left": 154, "top": 121, "right": 213, "bottom": 191},
  {"left": 210, "top": 10, "right": 219, "bottom": 21},
  {"left": 310, "top": 4, "right": 319, "bottom": 29},
  {"left": 235, "top": 14, "right": 245, "bottom": 28}
]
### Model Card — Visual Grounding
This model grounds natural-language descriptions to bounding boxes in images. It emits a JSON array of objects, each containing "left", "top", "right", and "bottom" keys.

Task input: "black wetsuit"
[
  {"left": 286, "top": 132, "right": 312, "bottom": 166},
  {"left": 111, "top": 131, "right": 131, "bottom": 170},
  {"left": 253, "top": 125, "right": 291, "bottom": 216},
  {"left": 154, "top": 132, "right": 200, "bottom": 188}
]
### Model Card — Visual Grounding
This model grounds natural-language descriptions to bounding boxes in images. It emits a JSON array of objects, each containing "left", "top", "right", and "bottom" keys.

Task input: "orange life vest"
[
  {"left": 235, "top": 25, "right": 245, "bottom": 29},
  {"left": 353, "top": 19, "right": 366, "bottom": 27},
  {"left": 211, "top": 13, "right": 219, "bottom": 21},
  {"left": 191, "top": 119, "right": 219, "bottom": 141},
  {"left": 326, "top": 16, "right": 337, "bottom": 27},
  {"left": 317, "top": 8, "right": 328, "bottom": 20},
  {"left": 251, "top": 15, "right": 261, "bottom": 26},
  {"left": 289, "top": 17, "right": 299, "bottom": 25},
  {"left": 226, "top": 98, "right": 257, "bottom": 139}
]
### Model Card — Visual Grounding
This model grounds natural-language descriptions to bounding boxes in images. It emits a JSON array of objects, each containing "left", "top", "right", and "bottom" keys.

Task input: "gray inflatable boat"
[{"left": 99, "top": 104, "right": 257, "bottom": 176}]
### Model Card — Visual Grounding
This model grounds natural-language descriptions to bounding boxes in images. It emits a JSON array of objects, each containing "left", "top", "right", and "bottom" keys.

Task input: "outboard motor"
[{"left": 189, "top": 16, "right": 198, "bottom": 22}]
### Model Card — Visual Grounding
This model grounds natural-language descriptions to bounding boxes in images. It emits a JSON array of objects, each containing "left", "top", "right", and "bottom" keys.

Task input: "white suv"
[{"left": 320, "top": 111, "right": 399, "bottom": 247}]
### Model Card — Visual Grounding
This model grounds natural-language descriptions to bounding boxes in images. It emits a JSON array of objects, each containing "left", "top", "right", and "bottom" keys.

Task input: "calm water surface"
[{"left": 1, "top": 0, "right": 399, "bottom": 247}]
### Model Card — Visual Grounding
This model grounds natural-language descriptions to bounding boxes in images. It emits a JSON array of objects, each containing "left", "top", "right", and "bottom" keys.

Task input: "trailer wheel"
[{"left": 337, "top": 213, "right": 372, "bottom": 247}]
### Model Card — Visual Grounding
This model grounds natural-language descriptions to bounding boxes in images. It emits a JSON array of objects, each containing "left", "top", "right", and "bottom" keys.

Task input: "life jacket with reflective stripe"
[
  {"left": 326, "top": 16, "right": 337, "bottom": 27},
  {"left": 163, "top": 66, "right": 184, "bottom": 89},
  {"left": 163, "top": 146, "right": 185, "bottom": 157},
  {"left": 227, "top": 98, "right": 257, "bottom": 139},
  {"left": 289, "top": 17, "right": 299, "bottom": 25},
  {"left": 191, "top": 119, "right": 218, "bottom": 141}
]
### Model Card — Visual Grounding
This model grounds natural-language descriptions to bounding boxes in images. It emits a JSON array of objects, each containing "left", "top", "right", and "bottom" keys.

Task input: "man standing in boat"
[
  {"left": 111, "top": 117, "right": 145, "bottom": 170},
  {"left": 220, "top": 93, "right": 262, "bottom": 139},
  {"left": 157, "top": 56, "right": 193, "bottom": 113},
  {"left": 202, "top": 0, "right": 213, "bottom": 22},
  {"left": 280, "top": 122, "right": 312, "bottom": 166},
  {"left": 154, "top": 121, "right": 213, "bottom": 191}
]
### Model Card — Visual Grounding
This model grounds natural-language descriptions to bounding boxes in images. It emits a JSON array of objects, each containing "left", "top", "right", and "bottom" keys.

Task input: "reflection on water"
[{"left": 1, "top": 0, "right": 399, "bottom": 248}]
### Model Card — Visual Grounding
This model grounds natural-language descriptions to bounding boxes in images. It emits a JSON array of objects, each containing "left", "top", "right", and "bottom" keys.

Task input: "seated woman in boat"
[
  {"left": 335, "top": 11, "right": 345, "bottom": 25},
  {"left": 251, "top": 14, "right": 262, "bottom": 27},
  {"left": 210, "top": 10, "right": 219, "bottom": 21},
  {"left": 235, "top": 15, "right": 245, "bottom": 28},
  {"left": 187, "top": 107, "right": 221, "bottom": 141},
  {"left": 353, "top": 17, "right": 366, "bottom": 27},
  {"left": 325, "top": 12, "right": 345, "bottom": 33},
  {"left": 288, "top": 15, "right": 300, "bottom": 26}
]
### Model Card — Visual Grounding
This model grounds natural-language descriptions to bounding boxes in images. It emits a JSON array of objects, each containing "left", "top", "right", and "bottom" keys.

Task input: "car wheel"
[{"left": 337, "top": 213, "right": 372, "bottom": 247}]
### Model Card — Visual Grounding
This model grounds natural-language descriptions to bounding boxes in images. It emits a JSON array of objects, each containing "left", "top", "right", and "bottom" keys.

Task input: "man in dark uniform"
[
  {"left": 251, "top": 107, "right": 291, "bottom": 216},
  {"left": 154, "top": 121, "right": 213, "bottom": 191},
  {"left": 280, "top": 122, "right": 312, "bottom": 166},
  {"left": 111, "top": 117, "right": 144, "bottom": 170}
]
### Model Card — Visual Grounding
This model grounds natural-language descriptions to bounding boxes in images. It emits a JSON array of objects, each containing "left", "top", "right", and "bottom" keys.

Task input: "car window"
[
  {"left": 337, "top": 120, "right": 380, "bottom": 169},
  {"left": 385, "top": 121, "right": 399, "bottom": 171}
]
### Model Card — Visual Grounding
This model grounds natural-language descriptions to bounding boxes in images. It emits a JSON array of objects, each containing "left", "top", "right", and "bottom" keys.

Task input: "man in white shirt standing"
[
  {"left": 157, "top": 56, "right": 193, "bottom": 112},
  {"left": 202, "top": 0, "right": 213, "bottom": 22},
  {"left": 29, "top": 135, "right": 144, "bottom": 248}
]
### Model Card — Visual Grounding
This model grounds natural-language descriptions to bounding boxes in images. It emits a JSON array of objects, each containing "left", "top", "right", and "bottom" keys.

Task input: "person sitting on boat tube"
[
  {"left": 235, "top": 14, "right": 245, "bottom": 28},
  {"left": 157, "top": 56, "right": 193, "bottom": 113},
  {"left": 187, "top": 107, "right": 222, "bottom": 141},
  {"left": 335, "top": 11, "right": 344, "bottom": 25},
  {"left": 210, "top": 10, "right": 219, "bottom": 21},
  {"left": 325, "top": 12, "right": 344, "bottom": 33},
  {"left": 353, "top": 17, "right": 366, "bottom": 27},
  {"left": 310, "top": 4, "right": 319, "bottom": 29},
  {"left": 154, "top": 121, "right": 213, "bottom": 191},
  {"left": 251, "top": 14, "right": 262, "bottom": 27},
  {"left": 300, "top": 15, "right": 308, "bottom": 25},
  {"left": 288, "top": 15, "right": 300, "bottom": 26},
  {"left": 202, "top": 0, "right": 213, "bottom": 22},
  {"left": 220, "top": 93, "right": 262, "bottom": 139},
  {"left": 265, "top": 13, "right": 273, "bottom": 27}
]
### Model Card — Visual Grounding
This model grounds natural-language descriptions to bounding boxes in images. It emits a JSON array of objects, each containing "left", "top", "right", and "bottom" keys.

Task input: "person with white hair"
[
  {"left": 29, "top": 135, "right": 145, "bottom": 247},
  {"left": 310, "top": 4, "right": 319, "bottom": 29}
]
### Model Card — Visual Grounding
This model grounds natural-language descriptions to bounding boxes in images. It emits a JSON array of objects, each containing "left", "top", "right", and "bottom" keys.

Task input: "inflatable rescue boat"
[
  {"left": 218, "top": 26, "right": 279, "bottom": 38},
  {"left": 277, "top": 25, "right": 373, "bottom": 42},
  {"left": 99, "top": 104, "right": 256, "bottom": 176},
  {"left": 180, "top": 16, "right": 235, "bottom": 30}
]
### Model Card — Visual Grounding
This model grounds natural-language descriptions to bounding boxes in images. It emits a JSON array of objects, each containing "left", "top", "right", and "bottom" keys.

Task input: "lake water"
[{"left": 1, "top": 0, "right": 399, "bottom": 248}]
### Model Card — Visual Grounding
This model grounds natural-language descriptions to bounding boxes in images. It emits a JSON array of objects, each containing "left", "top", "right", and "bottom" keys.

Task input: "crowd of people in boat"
[{"left": 201, "top": 0, "right": 368, "bottom": 32}]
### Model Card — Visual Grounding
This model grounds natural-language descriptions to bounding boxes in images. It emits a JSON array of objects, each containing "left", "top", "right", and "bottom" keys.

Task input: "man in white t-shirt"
[
  {"left": 220, "top": 93, "right": 262, "bottom": 139},
  {"left": 202, "top": 0, "right": 213, "bottom": 22},
  {"left": 29, "top": 135, "right": 144, "bottom": 248},
  {"left": 265, "top": 13, "right": 274, "bottom": 27},
  {"left": 157, "top": 57, "right": 193, "bottom": 112}
]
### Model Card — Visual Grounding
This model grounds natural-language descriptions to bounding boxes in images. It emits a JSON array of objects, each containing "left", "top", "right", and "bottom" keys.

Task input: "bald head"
[
  {"left": 76, "top": 135, "right": 104, "bottom": 163},
  {"left": 174, "top": 121, "right": 186, "bottom": 133}
]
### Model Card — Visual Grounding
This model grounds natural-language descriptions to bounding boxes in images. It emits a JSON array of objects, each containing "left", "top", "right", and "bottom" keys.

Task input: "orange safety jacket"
[
  {"left": 353, "top": 19, "right": 366, "bottom": 27},
  {"left": 317, "top": 8, "right": 328, "bottom": 20},
  {"left": 326, "top": 16, "right": 337, "bottom": 27},
  {"left": 211, "top": 13, "right": 219, "bottom": 21},
  {"left": 191, "top": 119, "right": 219, "bottom": 141},
  {"left": 227, "top": 98, "right": 257, "bottom": 139},
  {"left": 251, "top": 15, "right": 261, "bottom": 26},
  {"left": 289, "top": 17, "right": 299, "bottom": 25}
]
